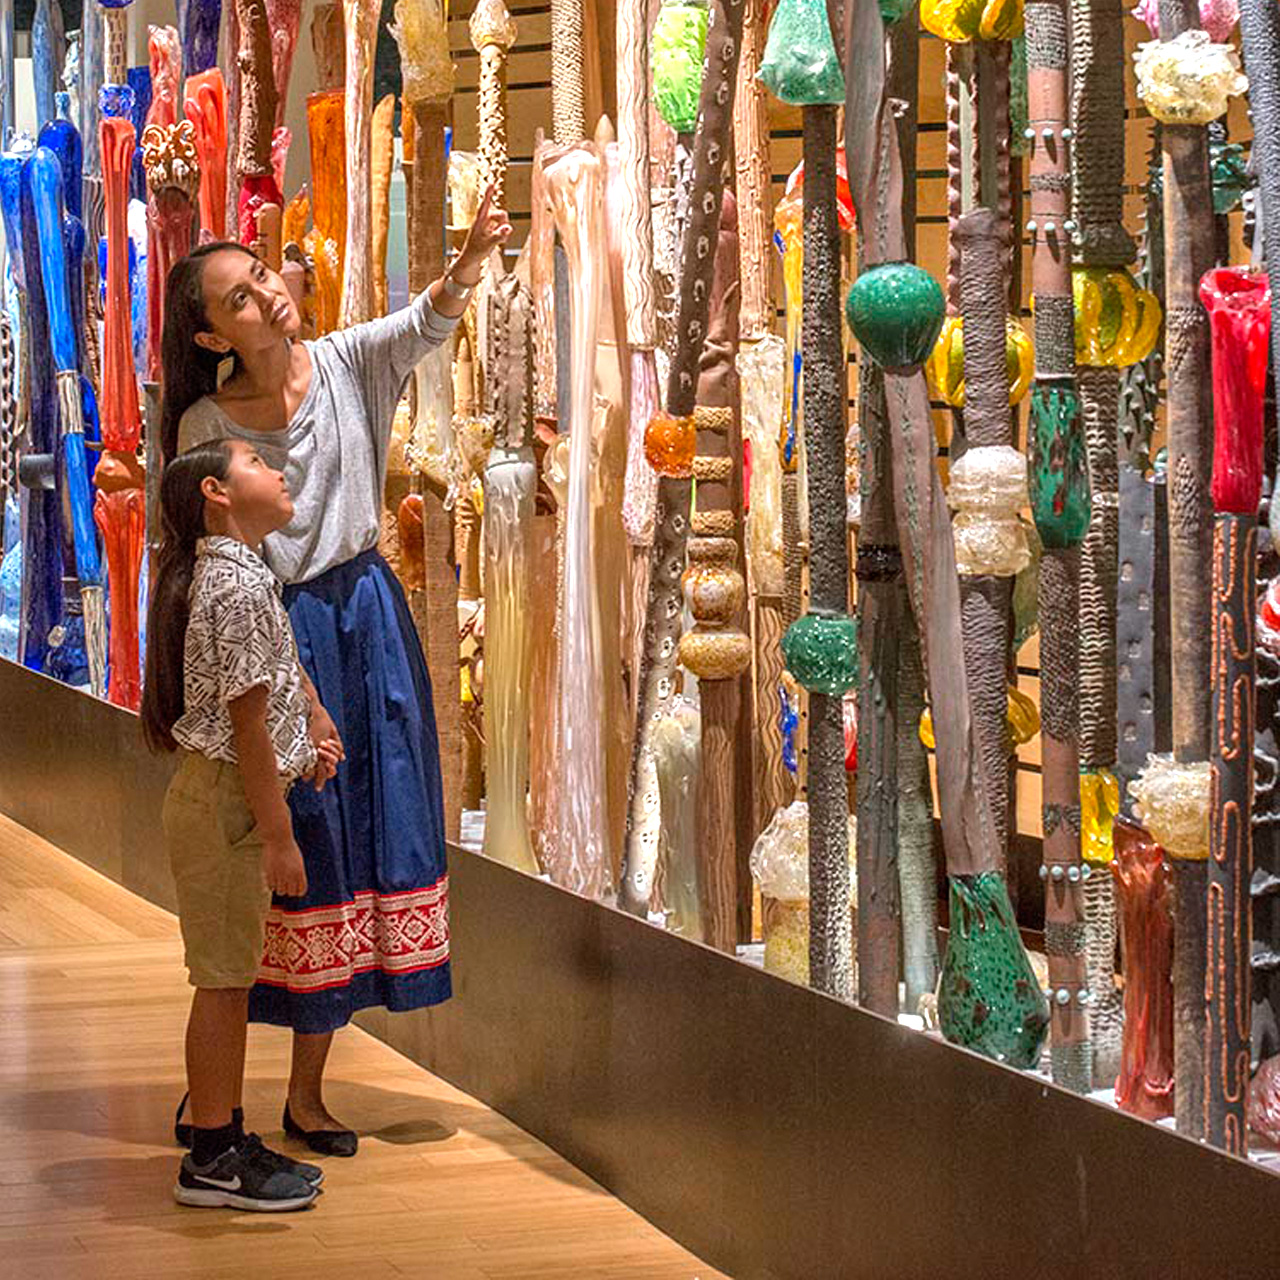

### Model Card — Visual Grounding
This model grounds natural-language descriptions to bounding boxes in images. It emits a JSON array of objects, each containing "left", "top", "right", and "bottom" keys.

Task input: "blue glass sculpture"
[
  {"left": 99, "top": 83, "right": 136, "bottom": 121},
  {"left": 127, "top": 67, "right": 151, "bottom": 201},
  {"left": 0, "top": 494, "right": 20, "bottom": 661},
  {"left": 1, "top": 145, "right": 66, "bottom": 672},
  {"left": 177, "top": 0, "right": 222, "bottom": 79},
  {"left": 38, "top": 119, "right": 85, "bottom": 370},
  {"left": 31, "top": 0, "right": 63, "bottom": 131},
  {"left": 31, "top": 145, "right": 105, "bottom": 693}
]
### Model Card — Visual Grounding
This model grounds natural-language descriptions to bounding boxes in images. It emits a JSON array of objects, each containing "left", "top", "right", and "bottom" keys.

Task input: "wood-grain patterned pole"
[{"left": 1158, "top": 0, "right": 1216, "bottom": 1138}]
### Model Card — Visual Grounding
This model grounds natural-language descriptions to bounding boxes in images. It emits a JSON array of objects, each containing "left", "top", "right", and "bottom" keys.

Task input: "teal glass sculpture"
[
  {"left": 879, "top": 0, "right": 914, "bottom": 21},
  {"left": 759, "top": 0, "right": 846, "bottom": 105},
  {"left": 781, "top": 610, "right": 858, "bottom": 695},
  {"left": 1028, "top": 378, "right": 1090, "bottom": 549},
  {"left": 938, "top": 872, "right": 1050, "bottom": 1068},
  {"left": 844, "top": 261, "right": 946, "bottom": 372},
  {"left": 652, "top": 0, "right": 708, "bottom": 133}
]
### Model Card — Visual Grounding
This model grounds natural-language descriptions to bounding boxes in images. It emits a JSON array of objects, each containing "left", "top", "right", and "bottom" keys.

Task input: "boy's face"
[{"left": 218, "top": 439, "right": 294, "bottom": 534}]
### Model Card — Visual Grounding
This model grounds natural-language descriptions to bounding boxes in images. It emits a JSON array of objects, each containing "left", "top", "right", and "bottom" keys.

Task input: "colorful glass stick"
[
  {"left": 183, "top": 69, "right": 227, "bottom": 241},
  {"left": 29, "top": 145, "right": 106, "bottom": 697}
]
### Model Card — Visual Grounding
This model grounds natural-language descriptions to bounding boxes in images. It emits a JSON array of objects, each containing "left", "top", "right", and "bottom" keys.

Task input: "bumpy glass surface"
[
  {"left": 948, "top": 444, "right": 1032, "bottom": 577},
  {"left": 1129, "top": 753, "right": 1210, "bottom": 859},
  {"left": 1133, "top": 29, "right": 1247, "bottom": 125},
  {"left": 938, "top": 872, "right": 1050, "bottom": 1068},
  {"left": 758, "top": 0, "right": 846, "bottom": 105},
  {"left": 1133, "top": 0, "right": 1238, "bottom": 41},
  {"left": 928, "top": 315, "right": 1034, "bottom": 408},
  {"left": 1028, "top": 380, "right": 1090, "bottom": 549},
  {"left": 644, "top": 411, "right": 696, "bottom": 478},
  {"left": 1199, "top": 266, "right": 1271, "bottom": 515},
  {"left": 652, "top": 1, "right": 708, "bottom": 134},
  {"left": 781, "top": 610, "right": 858, "bottom": 695},
  {"left": 1080, "top": 768, "right": 1120, "bottom": 866},
  {"left": 1072, "top": 266, "right": 1163, "bottom": 368},
  {"left": 844, "top": 261, "right": 946, "bottom": 372},
  {"left": 1211, "top": 138, "right": 1250, "bottom": 214}
]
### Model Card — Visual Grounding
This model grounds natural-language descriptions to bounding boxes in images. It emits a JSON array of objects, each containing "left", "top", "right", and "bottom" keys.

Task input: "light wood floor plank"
[{"left": 0, "top": 813, "right": 721, "bottom": 1280}]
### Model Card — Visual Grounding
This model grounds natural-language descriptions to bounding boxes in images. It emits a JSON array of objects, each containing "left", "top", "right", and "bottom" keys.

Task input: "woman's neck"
[{"left": 230, "top": 336, "right": 296, "bottom": 398}]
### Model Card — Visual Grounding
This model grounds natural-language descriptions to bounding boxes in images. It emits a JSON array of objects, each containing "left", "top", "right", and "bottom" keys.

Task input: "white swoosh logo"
[{"left": 198, "top": 1175, "right": 242, "bottom": 1191}]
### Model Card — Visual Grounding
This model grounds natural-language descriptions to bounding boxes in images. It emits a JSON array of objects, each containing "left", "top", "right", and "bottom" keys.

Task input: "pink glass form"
[
  {"left": 1199, "top": 267, "right": 1272, "bottom": 514},
  {"left": 1250, "top": 1056, "right": 1280, "bottom": 1144},
  {"left": 183, "top": 68, "right": 228, "bottom": 240},
  {"left": 100, "top": 116, "right": 141, "bottom": 453},
  {"left": 267, "top": 0, "right": 304, "bottom": 128},
  {"left": 94, "top": 487, "right": 145, "bottom": 711},
  {"left": 1112, "top": 815, "right": 1175, "bottom": 1121}
]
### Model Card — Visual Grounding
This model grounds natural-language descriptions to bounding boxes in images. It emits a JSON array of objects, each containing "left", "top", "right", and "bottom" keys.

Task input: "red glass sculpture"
[
  {"left": 1112, "top": 815, "right": 1175, "bottom": 1121},
  {"left": 183, "top": 68, "right": 228, "bottom": 241},
  {"left": 1199, "top": 267, "right": 1272, "bottom": 514},
  {"left": 94, "top": 476, "right": 145, "bottom": 711}
]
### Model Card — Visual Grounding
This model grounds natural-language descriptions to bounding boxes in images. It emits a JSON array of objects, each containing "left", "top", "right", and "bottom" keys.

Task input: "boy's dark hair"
[{"left": 139, "top": 439, "right": 234, "bottom": 753}]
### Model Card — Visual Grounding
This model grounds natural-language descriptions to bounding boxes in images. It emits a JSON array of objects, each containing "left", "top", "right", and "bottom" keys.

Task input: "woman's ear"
[{"left": 194, "top": 329, "right": 232, "bottom": 355}]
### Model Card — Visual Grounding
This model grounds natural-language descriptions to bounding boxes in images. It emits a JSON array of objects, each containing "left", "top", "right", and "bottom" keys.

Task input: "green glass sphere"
[
  {"left": 844, "top": 261, "right": 947, "bottom": 372},
  {"left": 938, "top": 872, "right": 1050, "bottom": 1069},
  {"left": 781, "top": 611, "right": 858, "bottom": 696},
  {"left": 1027, "top": 379, "right": 1091, "bottom": 549}
]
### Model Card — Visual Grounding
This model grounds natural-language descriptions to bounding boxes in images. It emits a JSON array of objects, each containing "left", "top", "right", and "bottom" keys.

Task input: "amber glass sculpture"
[{"left": 302, "top": 89, "right": 347, "bottom": 335}]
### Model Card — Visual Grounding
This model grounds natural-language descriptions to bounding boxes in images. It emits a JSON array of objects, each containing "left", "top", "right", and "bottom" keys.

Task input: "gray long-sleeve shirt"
[{"left": 178, "top": 290, "right": 458, "bottom": 585}]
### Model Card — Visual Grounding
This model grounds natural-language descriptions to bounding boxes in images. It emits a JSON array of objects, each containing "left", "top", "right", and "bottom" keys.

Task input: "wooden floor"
[{"left": 0, "top": 813, "right": 723, "bottom": 1280}]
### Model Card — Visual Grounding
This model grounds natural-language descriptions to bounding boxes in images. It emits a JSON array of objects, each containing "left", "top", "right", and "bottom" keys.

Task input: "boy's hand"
[
  {"left": 308, "top": 703, "right": 344, "bottom": 760},
  {"left": 263, "top": 834, "right": 308, "bottom": 897},
  {"left": 308, "top": 738, "right": 343, "bottom": 791}
]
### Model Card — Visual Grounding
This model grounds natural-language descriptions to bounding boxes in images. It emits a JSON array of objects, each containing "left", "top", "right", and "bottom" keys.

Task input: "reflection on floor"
[{"left": 0, "top": 812, "right": 722, "bottom": 1280}]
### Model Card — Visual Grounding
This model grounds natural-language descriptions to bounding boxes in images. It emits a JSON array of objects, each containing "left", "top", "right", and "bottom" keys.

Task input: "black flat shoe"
[
  {"left": 282, "top": 1103, "right": 358, "bottom": 1157},
  {"left": 175, "top": 1092, "right": 193, "bottom": 1149}
]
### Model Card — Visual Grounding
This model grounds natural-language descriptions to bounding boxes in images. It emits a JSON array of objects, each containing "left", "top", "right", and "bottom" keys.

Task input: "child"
[{"left": 141, "top": 438, "right": 344, "bottom": 1211}]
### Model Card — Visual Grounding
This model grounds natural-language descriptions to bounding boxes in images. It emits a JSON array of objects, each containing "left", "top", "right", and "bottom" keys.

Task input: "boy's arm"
[{"left": 229, "top": 685, "right": 307, "bottom": 896}]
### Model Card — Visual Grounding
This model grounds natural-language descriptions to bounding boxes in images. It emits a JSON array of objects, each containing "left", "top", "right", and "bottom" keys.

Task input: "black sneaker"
[
  {"left": 240, "top": 1132, "right": 324, "bottom": 1187},
  {"left": 174, "top": 1144, "right": 319, "bottom": 1211}
]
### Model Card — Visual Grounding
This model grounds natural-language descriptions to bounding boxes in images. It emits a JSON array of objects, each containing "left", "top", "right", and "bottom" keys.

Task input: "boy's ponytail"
[{"left": 140, "top": 441, "right": 233, "bottom": 753}]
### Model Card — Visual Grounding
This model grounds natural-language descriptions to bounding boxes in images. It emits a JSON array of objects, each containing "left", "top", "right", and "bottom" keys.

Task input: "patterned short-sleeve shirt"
[{"left": 171, "top": 536, "right": 318, "bottom": 782}]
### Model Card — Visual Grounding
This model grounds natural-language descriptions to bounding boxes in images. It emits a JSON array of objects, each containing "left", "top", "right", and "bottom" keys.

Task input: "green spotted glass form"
[
  {"left": 652, "top": 0, "right": 708, "bottom": 133},
  {"left": 879, "top": 0, "right": 914, "bottom": 21},
  {"left": 758, "top": 0, "right": 846, "bottom": 105},
  {"left": 782, "top": 610, "right": 858, "bottom": 695},
  {"left": 939, "top": 872, "right": 1051, "bottom": 1068},
  {"left": 1028, "top": 378, "right": 1090, "bottom": 549},
  {"left": 844, "top": 261, "right": 947, "bottom": 373}
]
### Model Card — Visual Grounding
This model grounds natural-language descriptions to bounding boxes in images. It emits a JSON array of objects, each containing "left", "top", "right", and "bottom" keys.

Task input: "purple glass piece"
[{"left": 177, "top": 0, "right": 222, "bottom": 79}]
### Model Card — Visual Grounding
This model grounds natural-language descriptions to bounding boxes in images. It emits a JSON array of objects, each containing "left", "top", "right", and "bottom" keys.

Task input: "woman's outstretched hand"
[{"left": 456, "top": 185, "right": 513, "bottom": 276}]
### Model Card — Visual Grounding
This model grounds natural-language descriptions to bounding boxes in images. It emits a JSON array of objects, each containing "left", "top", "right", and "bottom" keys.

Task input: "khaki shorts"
[{"left": 163, "top": 752, "right": 274, "bottom": 989}]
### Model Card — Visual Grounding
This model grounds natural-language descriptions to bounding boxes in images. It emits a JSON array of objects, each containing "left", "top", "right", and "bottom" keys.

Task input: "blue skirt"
[{"left": 248, "top": 548, "right": 451, "bottom": 1034}]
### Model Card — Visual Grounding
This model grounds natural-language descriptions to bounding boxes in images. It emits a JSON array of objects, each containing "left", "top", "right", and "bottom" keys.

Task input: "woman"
[{"left": 162, "top": 189, "right": 511, "bottom": 1155}]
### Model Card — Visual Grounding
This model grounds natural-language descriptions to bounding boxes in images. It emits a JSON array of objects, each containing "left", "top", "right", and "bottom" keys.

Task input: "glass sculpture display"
[
  {"left": 1133, "top": 29, "right": 1248, "bottom": 125},
  {"left": 921, "top": 0, "right": 1024, "bottom": 40},
  {"left": 1112, "top": 815, "right": 1175, "bottom": 1120},
  {"left": 302, "top": 90, "right": 346, "bottom": 336},
  {"left": 758, "top": 0, "right": 846, "bottom": 105},
  {"left": 652, "top": 0, "right": 708, "bottom": 134},
  {"left": 844, "top": 262, "right": 947, "bottom": 373},
  {"left": 182, "top": 69, "right": 226, "bottom": 240},
  {"left": 928, "top": 315, "right": 1034, "bottom": 408},
  {"left": 176, "top": 0, "right": 221, "bottom": 78},
  {"left": 946, "top": 444, "right": 1032, "bottom": 577},
  {"left": 1071, "top": 266, "right": 1162, "bottom": 368},
  {"left": 938, "top": 872, "right": 1051, "bottom": 1068}
]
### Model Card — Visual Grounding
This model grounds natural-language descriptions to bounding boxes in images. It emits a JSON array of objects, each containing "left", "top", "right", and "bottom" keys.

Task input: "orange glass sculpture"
[
  {"left": 643, "top": 411, "right": 695, "bottom": 478},
  {"left": 397, "top": 492, "right": 425, "bottom": 591},
  {"left": 302, "top": 89, "right": 346, "bottom": 335},
  {"left": 183, "top": 68, "right": 227, "bottom": 240},
  {"left": 1112, "top": 815, "right": 1175, "bottom": 1120}
]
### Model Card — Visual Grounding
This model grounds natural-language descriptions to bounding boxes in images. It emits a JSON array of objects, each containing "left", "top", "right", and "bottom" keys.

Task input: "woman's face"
[{"left": 195, "top": 249, "right": 301, "bottom": 357}]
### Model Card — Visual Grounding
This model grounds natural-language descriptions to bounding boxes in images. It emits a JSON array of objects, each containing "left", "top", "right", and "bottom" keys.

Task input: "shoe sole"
[{"left": 174, "top": 1185, "right": 318, "bottom": 1212}]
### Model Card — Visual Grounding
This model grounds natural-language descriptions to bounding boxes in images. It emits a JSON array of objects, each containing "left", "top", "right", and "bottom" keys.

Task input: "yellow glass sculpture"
[
  {"left": 644, "top": 411, "right": 696, "bottom": 478},
  {"left": 921, "top": 0, "right": 1024, "bottom": 42},
  {"left": 1129, "top": 753, "right": 1211, "bottom": 860},
  {"left": 928, "top": 315, "right": 1034, "bottom": 408},
  {"left": 301, "top": 89, "right": 346, "bottom": 335},
  {"left": 774, "top": 188, "right": 804, "bottom": 471},
  {"left": 1080, "top": 768, "right": 1120, "bottom": 866},
  {"left": 946, "top": 444, "right": 1033, "bottom": 577},
  {"left": 1071, "top": 266, "right": 1163, "bottom": 368},
  {"left": 920, "top": 684, "right": 1039, "bottom": 750},
  {"left": 391, "top": 0, "right": 454, "bottom": 105}
]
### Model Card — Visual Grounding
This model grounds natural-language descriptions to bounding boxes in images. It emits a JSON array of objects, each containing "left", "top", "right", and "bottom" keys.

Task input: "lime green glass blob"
[
  {"left": 758, "top": 0, "right": 846, "bottom": 106},
  {"left": 781, "top": 610, "right": 858, "bottom": 695},
  {"left": 1027, "top": 379, "right": 1091, "bottom": 549},
  {"left": 844, "top": 261, "right": 947, "bottom": 372},
  {"left": 652, "top": 0, "right": 708, "bottom": 133},
  {"left": 938, "top": 872, "right": 1050, "bottom": 1068}
]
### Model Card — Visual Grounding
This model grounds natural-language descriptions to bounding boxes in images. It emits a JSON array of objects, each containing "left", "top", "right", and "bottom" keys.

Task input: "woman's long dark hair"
[
  {"left": 140, "top": 440, "right": 234, "bottom": 753},
  {"left": 159, "top": 242, "right": 257, "bottom": 463}
]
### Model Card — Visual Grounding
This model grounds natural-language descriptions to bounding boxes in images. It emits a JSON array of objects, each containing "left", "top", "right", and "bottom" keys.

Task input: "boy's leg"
[{"left": 186, "top": 988, "right": 250, "bottom": 1130}]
